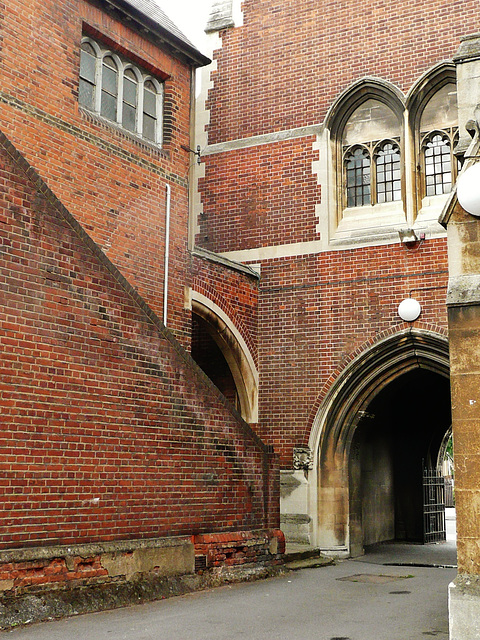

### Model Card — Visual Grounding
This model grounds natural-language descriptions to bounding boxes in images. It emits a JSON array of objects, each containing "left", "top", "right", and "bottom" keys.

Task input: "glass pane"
[
  {"left": 123, "top": 103, "right": 136, "bottom": 132},
  {"left": 102, "top": 61, "right": 117, "bottom": 95},
  {"left": 424, "top": 134, "right": 452, "bottom": 195},
  {"left": 101, "top": 90, "right": 117, "bottom": 120},
  {"left": 80, "top": 48, "right": 96, "bottom": 83},
  {"left": 79, "top": 78, "right": 95, "bottom": 110},
  {"left": 143, "top": 113, "right": 156, "bottom": 141},
  {"left": 376, "top": 141, "right": 400, "bottom": 204},
  {"left": 143, "top": 88, "right": 156, "bottom": 116},
  {"left": 124, "top": 76, "right": 137, "bottom": 106}
]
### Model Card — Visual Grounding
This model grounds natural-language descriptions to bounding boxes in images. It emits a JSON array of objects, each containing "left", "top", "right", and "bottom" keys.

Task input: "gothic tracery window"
[
  {"left": 344, "top": 139, "right": 401, "bottom": 208},
  {"left": 376, "top": 141, "right": 401, "bottom": 203},
  {"left": 345, "top": 146, "right": 371, "bottom": 207},
  {"left": 421, "top": 130, "right": 457, "bottom": 197}
]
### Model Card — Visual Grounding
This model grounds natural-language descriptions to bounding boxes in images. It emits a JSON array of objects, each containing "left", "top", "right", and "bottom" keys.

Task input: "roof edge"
[{"left": 101, "top": 0, "right": 211, "bottom": 67}]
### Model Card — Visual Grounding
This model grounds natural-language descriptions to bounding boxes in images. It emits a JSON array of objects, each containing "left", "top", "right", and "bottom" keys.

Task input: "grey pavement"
[
  {"left": 6, "top": 533, "right": 457, "bottom": 640},
  {"left": 5, "top": 510, "right": 458, "bottom": 640}
]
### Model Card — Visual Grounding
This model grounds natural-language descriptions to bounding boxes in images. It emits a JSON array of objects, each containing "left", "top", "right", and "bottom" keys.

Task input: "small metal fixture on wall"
[
  {"left": 398, "top": 228, "right": 425, "bottom": 250},
  {"left": 180, "top": 144, "right": 202, "bottom": 165}
]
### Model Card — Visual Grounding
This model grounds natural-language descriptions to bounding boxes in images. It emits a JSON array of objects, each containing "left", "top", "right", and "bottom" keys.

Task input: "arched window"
[
  {"left": 122, "top": 68, "right": 138, "bottom": 133},
  {"left": 423, "top": 133, "right": 452, "bottom": 196},
  {"left": 335, "top": 94, "right": 403, "bottom": 213},
  {"left": 79, "top": 42, "right": 96, "bottom": 111},
  {"left": 100, "top": 56, "right": 118, "bottom": 121},
  {"left": 345, "top": 146, "right": 371, "bottom": 207},
  {"left": 412, "top": 78, "right": 458, "bottom": 202},
  {"left": 78, "top": 37, "right": 164, "bottom": 146},
  {"left": 375, "top": 141, "right": 401, "bottom": 203},
  {"left": 143, "top": 80, "right": 158, "bottom": 142},
  {"left": 343, "top": 139, "right": 401, "bottom": 207}
]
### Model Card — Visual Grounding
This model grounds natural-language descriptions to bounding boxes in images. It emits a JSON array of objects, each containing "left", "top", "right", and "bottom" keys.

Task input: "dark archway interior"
[
  {"left": 191, "top": 313, "right": 239, "bottom": 409},
  {"left": 349, "top": 368, "right": 452, "bottom": 546}
]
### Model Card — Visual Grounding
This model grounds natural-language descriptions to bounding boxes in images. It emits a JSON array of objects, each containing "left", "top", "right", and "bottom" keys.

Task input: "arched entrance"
[
  {"left": 311, "top": 329, "right": 450, "bottom": 556},
  {"left": 190, "top": 292, "right": 259, "bottom": 423}
]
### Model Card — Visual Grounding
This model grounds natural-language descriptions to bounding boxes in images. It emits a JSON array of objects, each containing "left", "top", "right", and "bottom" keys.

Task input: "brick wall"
[
  {"left": 0, "top": 0, "right": 192, "bottom": 343},
  {"left": 191, "top": 252, "right": 259, "bottom": 365},
  {"left": 198, "top": 139, "right": 321, "bottom": 252},
  {"left": 257, "top": 241, "right": 448, "bottom": 463},
  {"left": 206, "top": 0, "right": 478, "bottom": 143},
  {"left": 0, "top": 132, "right": 279, "bottom": 548},
  {"left": 196, "top": 0, "right": 462, "bottom": 468}
]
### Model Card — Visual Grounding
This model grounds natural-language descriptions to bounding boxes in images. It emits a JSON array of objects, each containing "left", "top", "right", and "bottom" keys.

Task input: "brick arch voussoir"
[{"left": 192, "top": 277, "right": 255, "bottom": 362}]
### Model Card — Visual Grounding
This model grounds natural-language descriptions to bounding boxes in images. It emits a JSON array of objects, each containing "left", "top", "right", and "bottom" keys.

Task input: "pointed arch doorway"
[{"left": 311, "top": 329, "right": 451, "bottom": 556}]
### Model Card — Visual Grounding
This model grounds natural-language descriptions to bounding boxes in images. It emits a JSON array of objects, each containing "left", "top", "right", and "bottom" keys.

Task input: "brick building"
[
  {"left": 0, "top": 0, "right": 282, "bottom": 627},
  {"left": 192, "top": 1, "right": 480, "bottom": 637}
]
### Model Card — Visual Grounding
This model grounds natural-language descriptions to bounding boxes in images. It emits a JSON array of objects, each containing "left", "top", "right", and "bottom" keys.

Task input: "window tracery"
[
  {"left": 343, "top": 139, "right": 401, "bottom": 208},
  {"left": 420, "top": 129, "right": 458, "bottom": 197}
]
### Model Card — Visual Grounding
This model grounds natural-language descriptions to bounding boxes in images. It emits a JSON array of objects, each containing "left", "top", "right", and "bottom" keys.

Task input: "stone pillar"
[
  {"left": 445, "top": 33, "right": 480, "bottom": 640},
  {"left": 448, "top": 279, "right": 480, "bottom": 640}
]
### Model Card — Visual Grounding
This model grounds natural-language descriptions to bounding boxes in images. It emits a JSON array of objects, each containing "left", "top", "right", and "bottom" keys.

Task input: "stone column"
[{"left": 445, "top": 33, "right": 480, "bottom": 640}]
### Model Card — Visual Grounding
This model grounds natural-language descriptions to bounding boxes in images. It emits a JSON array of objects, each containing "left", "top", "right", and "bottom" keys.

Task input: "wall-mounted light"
[
  {"left": 457, "top": 162, "right": 480, "bottom": 216},
  {"left": 398, "top": 298, "right": 422, "bottom": 322},
  {"left": 398, "top": 229, "right": 425, "bottom": 250}
]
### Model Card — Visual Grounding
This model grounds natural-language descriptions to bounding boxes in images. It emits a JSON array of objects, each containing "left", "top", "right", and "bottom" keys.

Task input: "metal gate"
[{"left": 423, "top": 467, "right": 446, "bottom": 543}]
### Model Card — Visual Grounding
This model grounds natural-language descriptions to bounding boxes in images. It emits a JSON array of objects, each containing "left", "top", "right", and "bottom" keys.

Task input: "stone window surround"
[{"left": 324, "top": 66, "right": 457, "bottom": 245}]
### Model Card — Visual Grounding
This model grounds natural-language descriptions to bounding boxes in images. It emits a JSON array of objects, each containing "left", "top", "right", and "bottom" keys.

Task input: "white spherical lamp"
[
  {"left": 398, "top": 298, "right": 421, "bottom": 322},
  {"left": 457, "top": 163, "right": 480, "bottom": 217}
]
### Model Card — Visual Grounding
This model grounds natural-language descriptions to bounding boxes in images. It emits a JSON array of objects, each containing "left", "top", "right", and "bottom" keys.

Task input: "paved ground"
[{"left": 5, "top": 510, "right": 458, "bottom": 640}]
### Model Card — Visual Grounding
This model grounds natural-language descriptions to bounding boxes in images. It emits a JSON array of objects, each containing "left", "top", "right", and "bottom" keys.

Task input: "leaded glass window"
[
  {"left": 79, "top": 42, "right": 96, "bottom": 111},
  {"left": 376, "top": 142, "right": 401, "bottom": 203},
  {"left": 123, "top": 68, "right": 138, "bottom": 133},
  {"left": 143, "top": 80, "right": 157, "bottom": 142},
  {"left": 345, "top": 147, "right": 371, "bottom": 207},
  {"left": 424, "top": 133, "right": 452, "bottom": 196},
  {"left": 79, "top": 37, "right": 163, "bottom": 146},
  {"left": 101, "top": 56, "right": 118, "bottom": 121}
]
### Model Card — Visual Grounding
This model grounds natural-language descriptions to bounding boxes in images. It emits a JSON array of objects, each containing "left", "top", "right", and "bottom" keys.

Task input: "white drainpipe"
[{"left": 163, "top": 184, "right": 171, "bottom": 326}]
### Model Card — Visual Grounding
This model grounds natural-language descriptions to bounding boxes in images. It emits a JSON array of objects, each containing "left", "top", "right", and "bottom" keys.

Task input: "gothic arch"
[
  {"left": 309, "top": 328, "right": 449, "bottom": 553},
  {"left": 324, "top": 78, "right": 407, "bottom": 233},
  {"left": 406, "top": 62, "right": 457, "bottom": 130},
  {"left": 191, "top": 291, "right": 258, "bottom": 423},
  {"left": 325, "top": 77, "right": 405, "bottom": 138}
]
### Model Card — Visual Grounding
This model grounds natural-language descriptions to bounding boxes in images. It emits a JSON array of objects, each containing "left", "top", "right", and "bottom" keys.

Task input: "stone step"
[
  {"left": 285, "top": 555, "right": 335, "bottom": 571},
  {"left": 283, "top": 545, "right": 335, "bottom": 570}
]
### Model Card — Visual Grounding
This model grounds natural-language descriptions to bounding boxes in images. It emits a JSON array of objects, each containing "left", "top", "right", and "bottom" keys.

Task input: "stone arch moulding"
[
  {"left": 325, "top": 76, "right": 406, "bottom": 138},
  {"left": 405, "top": 62, "right": 457, "bottom": 130},
  {"left": 191, "top": 291, "right": 259, "bottom": 423},
  {"left": 307, "top": 328, "right": 449, "bottom": 554}
]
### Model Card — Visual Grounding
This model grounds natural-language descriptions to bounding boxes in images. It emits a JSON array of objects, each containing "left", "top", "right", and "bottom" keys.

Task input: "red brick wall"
[
  {"left": 0, "top": 134, "right": 279, "bottom": 549},
  {"left": 256, "top": 241, "right": 448, "bottom": 462},
  {"left": 197, "top": 0, "right": 460, "bottom": 467},
  {"left": 0, "top": 0, "right": 192, "bottom": 343},
  {"left": 191, "top": 253, "right": 259, "bottom": 365},
  {"left": 198, "top": 139, "right": 321, "bottom": 253},
  {"left": 206, "top": 0, "right": 477, "bottom": 143}
]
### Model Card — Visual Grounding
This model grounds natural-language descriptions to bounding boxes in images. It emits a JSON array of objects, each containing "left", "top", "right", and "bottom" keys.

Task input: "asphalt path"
[{"left": 6, "top": 553, "right": 456, "bottom": 640}]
